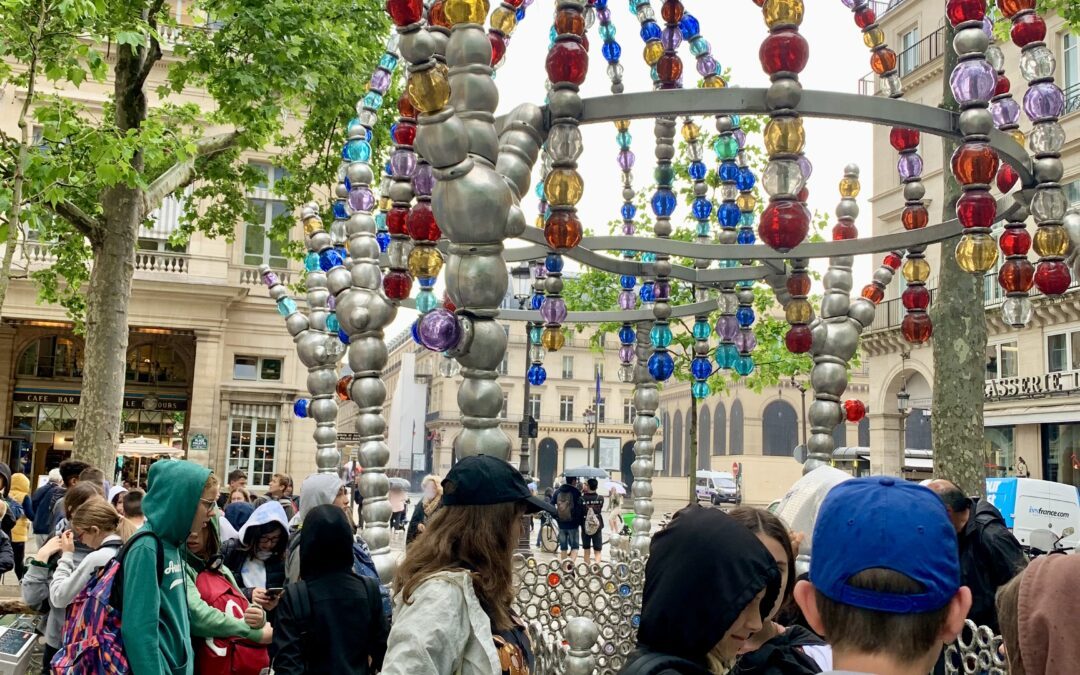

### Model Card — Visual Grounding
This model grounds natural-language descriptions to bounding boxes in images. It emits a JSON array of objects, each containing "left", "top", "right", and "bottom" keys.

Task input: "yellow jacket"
[{"left": 9, "top": 473, "right": 30, "bottom": 543}]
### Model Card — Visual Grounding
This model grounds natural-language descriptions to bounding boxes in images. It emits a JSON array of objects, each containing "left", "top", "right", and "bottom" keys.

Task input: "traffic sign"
[{"left": 732, "top": 462, "right": 740, "bottom": 477}]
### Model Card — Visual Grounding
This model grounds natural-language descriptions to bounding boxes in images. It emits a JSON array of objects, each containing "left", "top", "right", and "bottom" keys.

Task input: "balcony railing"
[
  {"left": 1065, "top": 82, "right": 1080, "bottom": 118},
  {"left": 858, "top": 25, "right": 945, "bottom": 95},
  {"left": 17, "top": 240, "right": 190, "bottom": 275},
  {"left": 236, "top": 266, "right": 293, "bottom": 286}
]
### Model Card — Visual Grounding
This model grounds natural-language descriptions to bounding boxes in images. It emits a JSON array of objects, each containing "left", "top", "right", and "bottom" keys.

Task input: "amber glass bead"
[
  {"left": 429, "top": 0, "right": 450, "bottom": 27},
  {"left": 544, "top": 210, "right": 583, "bottom": 250},
  {"left": 1009, "top": 129, "right": 1025, "bottom": 148},
  {"left": 302, "top": 216, "right": 323, "bottom": 236},
  {"left": 534, "top": 214, "right": 545, "bottom": 229},
  {"left": 998, "top": 259, "right": 1034, "bottom": 293},
  {"left": 902, "top": 258, "right": 930, "bottom": 284},
  {"left": 701, "top": 75, "right": 727, "bottom": 88},
  {"left": 541, "top": 327, "right": 565, "bottom": 351},
  {"left": 786, "top": 273, "right": 811, "bottom": 296},
  {"left": 955, "top": 234, "right": 999, "bottom": 273},
  {"left": 861, "top": 284, "right": 885, "bottom": 304},
  {"left": 661, "top": 0, "right": 684, "bottom": 23},
  {"left": 378, "top": 196, "right": 392, "bottom": 212},
  {"left": 951, "top": 142, "right": 999, "bottom": 186},
  {"left": 490, "top": 6, "right": 517, "bottom": 34},
  {"left": 644, "top": 41, "right": 664, "bottom": 66},
  {"left": 397, "top": 92, "right": 417, "bottom": 118},
  {"left": 443, "top": 0, "right": 489, "bottom": 25},
  {"left": 615, "top": 119, "right": 631, "bottom": 132},
  {"left": 1035, "top": 260, "right": 1071, "bottom": 295},
  {"left": 759, "top": 30, "right": 809, "bottom": 75},
  {"left": 902, "top": 205, "right": 929, "bottom": 230},
  {"left": 554, "top": 7, "right": 584, "bottom": 35},
  {"left": 870, "top": 48, "right": 897, "bottom": 75},
  {"left": 408, "top": 246, "right": 444, "bottom": 278},
  {"left": 901, "top": 313, "right": 933, "bottom": 344},
  {"left": 681, "top": 121, "right": 702, "bottom": 142},
  {"left": 785, "top": 299, "right": 813, "bottom": 324},
  {"left": 763, "top": 0, "right": 804, "bottom": 28},
  {"left": 407, "top": 64, "right": 451, "bottom": 113},
  {"left": 764, "top": 116, "right": 805, "bottom": 155},
  {"left": 386, "top": 0, "right": 424, "bottom": 26},
  {"left": 999, "top": 227, "right": 1031, "bottom": 256},
  {"left": 997, "top": 0, "right": 1034, "bottom": 17},
  {"left": 546, "top": 40, "right": 589, "bottom": 85},
  {"left": 737, "top": 193, "right": 757, "bottom": 212},
  {"left": 1033, "top": 225, "right": 1071, "bottom": 258},
  {"left": 902, "top": 286, "right": 931, "bottom": 311},
  {"left": 839, "top": 177, "right": 860, "bottom": 198},
  {"left": 544, "top": 169, "right": 584, "bottom": 206},
  {"left": 863, "top": 27, "right": 886, "bottom": 49},
  {"left": 657, "top": 54, "right": 683, "bottom": 82},
  {"left": 336, "top": 375, "right": 352, "bottom": 401}
]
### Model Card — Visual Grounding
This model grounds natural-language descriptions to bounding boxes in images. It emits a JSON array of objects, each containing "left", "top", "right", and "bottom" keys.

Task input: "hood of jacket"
[
  {"left": 1018, "top": 553, "right": 1080, "bottom": 674},
  {"left": 296, "top": 473, "right": 343, "bottom": 525},
  {"left": 0, "top": 463, "right": 12, "bottom": 498},
  {"left": 555, "top": 483, "right": 581, "bottom": 498},
  {"left": 9, "top": 473, "right": 29, "bottom": 502},
  {"left": 143, "top": 459, "right": 212, "bottom": 546},
  {"left": 300, "top": 504, "right": 354, "bottom": 580},
  {"left": 970, "top": 496, "right": 1008, "bottom": 528},
  {"left": 237, "top": 500, "right": 290, "bottom": 547},
  {"left": 638, "top": 505, "right": 780, "bottom": 665},
  {"left": 224, "top": 501, "right": 254, "bottom": 532}
]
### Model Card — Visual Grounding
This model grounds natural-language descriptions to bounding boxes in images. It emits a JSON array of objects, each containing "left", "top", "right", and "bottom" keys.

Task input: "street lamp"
[
  {"left": 897, "top": 351, "right": 911, "bottom": 463},
  {"left": 790, "top": 376, "right": 808, "bottom": 446},
  {"left": 584, "top": 407, "right": 596, "bottom": 466},
  {"left": 510, "top": 262, "right": 536, "bottom": 557}
]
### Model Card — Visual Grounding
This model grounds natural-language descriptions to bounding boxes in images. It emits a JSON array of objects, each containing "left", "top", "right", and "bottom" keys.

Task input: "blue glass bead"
[
  {"left": 276, "top": 297, "right": 297, "bottom": 317},
  {"left": 736, "top": 306, "right": 755, "bottom": 327},
  {"left": 343, "top": 176, "right": 352, "bottom": 193},
  {"left": 740, "top": 212, "right": 755, "bottom": 226},
  {"left": 363, "top": 91, "right": 383, "bottom": 110},
  {"left": 692, "top": 197, "right": 712, "bottom": 220},
  {"left": 338, "top": 329, "right": 350, "bottom": 345},
  {"left": 326, "top": 313, "right": 340, "bottom": 333},
  {"left": 738, "top": 279, "right": 755, "bottom": 289},
  {"left": 516, "top": 7, "right": 524, "bottom": 20},
  {"left": 411, "top": 320, "right": 422, "bottom": 344},
  {"left": 418, "top": 276, "right": 436, "bottom": 289},
  {"left": 304, "top": 252, "right": 320, "bottom": 272},
  {"left": 616, "top": 131, "right": 632, "bottom": 149},
  {"left": 602, "top": 41, "right": 622, "bottom": 63},
  {"left": 529, "top": 325, "right": 543, "bottom": 345},
  {"left": 619, "top": 325, "right": 636, "bottom": 344},
  {"left": 342, "top": 139, "right": 371, "bottom": 162},
  {"left": 718, "top": 160, "right": 739, "bottom": 182},
  {"left": 379, "top": 53, "right": 398, "bottom": 71},
  {"left": 620, "top": 275, "right": 636, "bottom": 289},
  {"left": 332, "top": 200, "right": 348, "bottom": 220},
  {"left": 293, "top": 399, "right": 309, "bottom": 418},
  {"left": 648, "top": 351, "right": 675, "bottom": 381},
  {"left": 595, "top": 0, "right": 606, "bottom": 7},
  {"left": 335, "top": 245, "right": 347, "bottom": 259},
  {"left": 384, "top": 160, "right": 392, "bottom": 175},
  {"left": 650, "top": 66, "right": 659, "bottom": 81},
  {"left": 688, "top": 161, "right": 707, "bottom": 181},
  {"left": 734, "top": 355, "right": 755, "bottom": 376},
  {"left": 376, "top": 231, "right": 390, "bottom": 252},
  {"left": 650, "top": 324, "right": 672, "bottom": 348},
  {"left": 715, "top": 343, "right": 738, "bottom": 369},
  {"left": 639, "top": 282, "right": 655, "bottom": 303},
  {"left": 692, "top": 321, "right": 711, "bottom": 340},
  {"left": 692, "top": 381, "right": 711, "bottom": 399},
  {"left": 530, "top": 293, "right": 544, "bottom": 310},
  {"left": 415, "top": 291, "right": 438, "bottom": 313},
  {"left": 622, "top": 250, "right": 637, "bottom": 258},
  {"left": 731, "top": 115, "right": 741, "bottom": 127},
  {"left": 545, "top": 253, "right": 564, "bottom": 273},
  {"left": 641, "top": 252, "right": 656, "bottom": 263},
  {"left": 375, "top": 212, "right": 387, "bottom": 230},
  {"left": 718, "top": 203, "right": 741, "bottom": 227},
  {"left": 696, "top": 222, "right": 711, "bottom": 237},
  {"left": 619, "top": 584, "right": 631, "bottom": 597},
  {"left": 737, "top": 229, "right": 756, "bottom": 245},
  {"left": 632, "top": 614, "right": 641, "bottom": 628},
  {"left": 691, "top": 357, "right": 712, "bottom": 380},
  {"left": 527, "top": 364, "right": 547, "bottom": 386},
  {"left": 689, "top": 36, "right": 710, "bottom": 57},
  {"left": 599, "top": 23, "right": 616, "bottom": 40},
  {"left": 651, "top": 189, "right": 676, "bottom": 217},
  {"left": 640, "top": 21, "right": 661, "bottom": 41},
  {"left": 679, "top": 14, "right": 700, "bottom": 39},
  {"left": 736, "top": 167, "right": 756, "bottom": 191},
  {"left": 620, "top": 203, "right": 636, "bottom": 220},
  {"left": 319, "top": 248, "right": 344, "bottom": 271},
  {"left": 534, "top": 181, "right": 545, "bottom": 199}
]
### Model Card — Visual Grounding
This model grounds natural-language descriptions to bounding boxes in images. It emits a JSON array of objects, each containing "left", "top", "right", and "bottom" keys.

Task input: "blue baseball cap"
[{"left": 810, "top": 476, "right": 960, "bottom": 614}]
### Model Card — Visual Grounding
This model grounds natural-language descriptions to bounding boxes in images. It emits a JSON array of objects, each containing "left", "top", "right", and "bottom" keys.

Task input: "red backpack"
[{"left": 193, "top": 569, "right": 269, "bottom": 675}]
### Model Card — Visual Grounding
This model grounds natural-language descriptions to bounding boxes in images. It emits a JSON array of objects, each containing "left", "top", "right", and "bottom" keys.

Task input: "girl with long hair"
[
  {"left": 382, "top": 456, "right": 556, "bottom": 675},
  {"left": 49, "top": 497, "right": 133, "bottom": 611}
]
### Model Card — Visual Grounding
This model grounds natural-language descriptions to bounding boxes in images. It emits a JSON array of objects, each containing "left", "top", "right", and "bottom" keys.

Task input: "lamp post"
[
  {"left": 584, "top": 407, "right": 597, "bottom": 466},
  {"left": 791, "top": 376, "right": 808, "bottom": 446},
  {"left": 510, "top": 262, "right": 535, "bottom": 556},
  {"left": 896, "top": 352, "right": 911, "bottom": 471}
]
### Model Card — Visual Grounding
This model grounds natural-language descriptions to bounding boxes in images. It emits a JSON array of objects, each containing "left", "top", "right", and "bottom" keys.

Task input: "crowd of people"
[{"left": 3, "top": 454, "right": 1075, "bottom": 675}]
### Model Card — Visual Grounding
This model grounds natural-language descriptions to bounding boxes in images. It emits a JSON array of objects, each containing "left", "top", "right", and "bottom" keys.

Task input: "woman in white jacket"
[
  {"left": 49, "top": 497, "right": 134, "bottom": 610},
  {"left": 382, "top": 456, "right": 558, "bottom": 675}
]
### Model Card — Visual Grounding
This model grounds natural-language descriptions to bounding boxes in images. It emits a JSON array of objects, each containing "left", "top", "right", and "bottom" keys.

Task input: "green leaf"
[{"left": 115, "top": 31, "right": 146, "bottom": 48}]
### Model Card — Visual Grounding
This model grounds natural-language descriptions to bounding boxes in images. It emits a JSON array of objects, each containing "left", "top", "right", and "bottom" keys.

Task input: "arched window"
[
  {"left": 17, "top": 336, "right": 81, "bottom": 378},
  {"left": 713, "top": 403, "right": 726, "bottom": 456},
  {"left": 858, "top": 415, "right": 870, "bottom": 446},
  {"left": 654, "top": 442, "right": 665, "bottom": 474},
  {"left": 662, "top": 412, "right": 670, "bottom": 470},
  {"left": 671, "top": 411, "right": 683, "bottom": 477},
  {"left": 833, "top": 421, "right": 848, "bottom": 448},
  {"left": 762, "top": 400, "right": 799, "bottom": 456},
  {"left": 126, "top": 344, "right": 188, "bottom": 385},
  {"left": 698, "top": 405, "right": 711, "bottom": 470},
  {"left": 730, "top": 400, "right": 744, "bottom": 456}
]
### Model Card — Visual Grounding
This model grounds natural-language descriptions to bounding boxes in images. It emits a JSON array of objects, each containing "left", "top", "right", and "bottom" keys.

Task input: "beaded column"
[
  {"left": 384, "top": 103, "right": 418, "bottom": 308},
  {"left": 684, "top": 117, "right": 713, "bottom": 399},
  {"left": 647, "top": 115, "right": 677, "bottom": 383},
  {"left": 713, "top": 115, "right": 739, "bottom": 375},
  {"left": 630, "top": 323, "right": 658, "bottom": 556},
  {"left": 784, "top": 259, "right": 813, "bottom": 354}
]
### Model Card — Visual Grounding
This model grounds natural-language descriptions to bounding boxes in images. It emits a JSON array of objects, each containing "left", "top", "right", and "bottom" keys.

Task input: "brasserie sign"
[{"left": 984, "top": 371, "right": 1080, "bottom": 401}]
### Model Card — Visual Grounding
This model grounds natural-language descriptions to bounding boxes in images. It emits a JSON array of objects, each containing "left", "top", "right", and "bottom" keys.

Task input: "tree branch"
[
  {"left": 139, "top": 130, "right": 240, "bottom": 219},
  {"left": 49, "top": 199, "right": 103, "bottom": 240},
  {"left": 134, "top": 0, "right": 167, "bottom": 90}
]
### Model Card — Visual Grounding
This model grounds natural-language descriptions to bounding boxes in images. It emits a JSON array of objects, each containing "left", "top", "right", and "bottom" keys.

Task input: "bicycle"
[{"left": 536, "top": 511, "right": 558, "bottom": 554}]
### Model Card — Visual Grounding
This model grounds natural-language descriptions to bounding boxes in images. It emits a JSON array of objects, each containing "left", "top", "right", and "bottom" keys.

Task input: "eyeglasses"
[
  {"left": 199, "top": 497, "right": 217, "bottom": 512},
  {"left": 258, "top": 533, "right": 281, "bottom": 545}
]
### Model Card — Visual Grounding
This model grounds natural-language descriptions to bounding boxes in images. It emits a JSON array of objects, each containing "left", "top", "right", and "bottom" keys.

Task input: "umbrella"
[
  {"left": 563, "top": 466, "right": 609, "bottom": 479},
  {"left": 388, "top": 477, "right": 412, "bottom": 490},
  {"left": 598, "top": 479, "right": 626, "bottom": 496}
]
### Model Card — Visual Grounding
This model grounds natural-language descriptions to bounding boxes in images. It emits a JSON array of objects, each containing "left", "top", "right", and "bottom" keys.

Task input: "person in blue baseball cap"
[{"left": 792, "top": 477, "right": 973, "bottom": 675}]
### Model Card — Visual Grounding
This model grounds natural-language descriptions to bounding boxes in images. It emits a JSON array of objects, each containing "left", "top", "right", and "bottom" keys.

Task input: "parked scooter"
[{"left": 1025, "top": 526, "right": 1075, "bottom": 558}]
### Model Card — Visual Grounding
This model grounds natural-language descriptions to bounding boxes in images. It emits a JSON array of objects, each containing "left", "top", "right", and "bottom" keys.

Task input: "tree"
[
  {"left": 0, "top": 0, "right": 392, "bottom": 469},
  {"left": 929, "top": 19, "right": 987, "bottom": 496}
]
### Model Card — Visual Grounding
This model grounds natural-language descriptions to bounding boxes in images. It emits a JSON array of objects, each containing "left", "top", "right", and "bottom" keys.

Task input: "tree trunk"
[
  {"left": 688, "top": 394, "right": 697, "bottom": 503},
  {"left": 929, "top": 19, "right": 987, "bottom": 497}
]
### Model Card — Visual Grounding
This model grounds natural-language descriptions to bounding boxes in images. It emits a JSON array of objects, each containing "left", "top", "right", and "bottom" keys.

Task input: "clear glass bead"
[
  {"left": 1029, "top": 121, "right": 1065, "bottom": 154},
  {"left": 584, "top": 6, "right": 596, "bottom": 29},
  {"left": 762, "top": 159, "right": 806, "bottom": 197},
  {"left": 1020, "top": 45, "right": 1056, "bottom": 82},
  {"left": 606, "top": 62, "right": 624, "bottom": 81},
  {"left": 1001, "top": 296, "right": 1032, "bottom": 327},
  {"left": 358, "top": 109, "right": 377, "bottom": 127},
  {"left": 618, "top": 365, "right": 635, "bottom": 383},
  {"left": 1031, "top": 187, "right": 1068, "bottom": 222},
  {"left": 720, "top": 184, "right": 739, "bottom": 201},
  {"left": 687, "top": 143, "right": 704, "bottom": 162},
  {"left": 635, "top": 5, "right": 654, "bottom": 21},
  {"left": 387, "top": 239, "right": 413, "bottom": 268},
  {"left": 529, "top": 345, "right": 545, "bottom": 363},
  {"left": 386, "top": 33, "right": 400, "bottom": 54},
  {"left": 718, "top": 292, "right": 738, "bottom": 313},
  {"left": 547, "top": 123, "right": 583, "bottom": 162},
  {"left": 881, "top": 73, "right": 903, "bottom": 97}
]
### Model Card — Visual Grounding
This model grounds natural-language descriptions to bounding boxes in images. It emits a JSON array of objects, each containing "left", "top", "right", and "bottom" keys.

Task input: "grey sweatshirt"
[
  {"left": 285, "top": 473, "right": 343, "bottom": 582},
  {"left": 21, "top": 542, "right": 92, "bottom": 648},
  {"left": 49, "top": 535, "right": 122, "bottom": 609}
]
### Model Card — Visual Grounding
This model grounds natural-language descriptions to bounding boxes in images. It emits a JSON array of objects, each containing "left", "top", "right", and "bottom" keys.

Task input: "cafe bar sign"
[
  {"left": 985, "top": 371, "right": 1080, "bottom": 401},
  {"left": 14, "top": 391, "right": 188, "bottom": 411}
]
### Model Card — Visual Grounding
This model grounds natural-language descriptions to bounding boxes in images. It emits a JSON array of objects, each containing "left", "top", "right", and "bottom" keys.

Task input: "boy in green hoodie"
[{"left": 121, "top": 460, "right": 217, "bottom": 675}]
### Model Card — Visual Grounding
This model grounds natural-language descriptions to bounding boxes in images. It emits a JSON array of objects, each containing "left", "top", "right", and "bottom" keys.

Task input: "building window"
[
  {"left": 1067, "top": 180, "right": 1080, "bottom": 208},
  {"left": 500, "top": 392, "right": 508, "bottom": 419},
  {"left": 594, "top": 361, "right": 604, "bottom": 382},
  {"left": 985, "top": 426, "right": 1016, "bottom": 478},
  {"left": 596, "top": 397, "right": 606, "bottom": 423},
  {"left": 559, "top": 395, "right": 574, "bottom": 422},
  {"left": 498, "top": 353, "right": 509, "bottom": 376},
  {"left": 597, "top": 333, "right": 606, "bottom": 347},
  {"left": 561, "top": 356, "right": 574, "bottom": 380},
  {"left": 125, "top": 344, "right": 187, "bottom": 385},
  {"left": 1047, "top": 331, "right": 1080, "bottom": 373},
  {"left": 122, "top": 410, "right": 177, "bottom": 440},
  {"left": 243, "top": 162, "right": 289, "bottom": 269},
  {"left": 899, "top": 26, "right": 920, "bottom": 76},
  {"left": 986, "top": 341, "right": 1018, "bottom": 380},
  {"left": 1065, "top": 34, "right": 1079, "bottom": 115},
  {"left": 227, "top": 406, "right": 279, "bottom": 487},
  {"left": 16, "top": 336, "right": 81, "bottom": 378},
  {"left": 623, "top": 398, "right": 635, "bottom": 424},
  {"left": 1041, "top": 422, "right": 1080, "bottom": 486},
  {"left": 233, "top": 355, "right": 283, "bottom": 381},
  {"left": 528, "top": 394, "right": 541, "bottom": 420}
]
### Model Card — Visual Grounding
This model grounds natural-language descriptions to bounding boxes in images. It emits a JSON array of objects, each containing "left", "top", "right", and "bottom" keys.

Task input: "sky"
[{"left": 386, "top": 1, "right": 876, "bottom": 337}]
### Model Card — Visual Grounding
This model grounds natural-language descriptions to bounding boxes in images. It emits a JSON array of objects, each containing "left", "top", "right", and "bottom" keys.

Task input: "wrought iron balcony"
[{"left": 858, "top": 26, "right": 946, "bottom": 95}]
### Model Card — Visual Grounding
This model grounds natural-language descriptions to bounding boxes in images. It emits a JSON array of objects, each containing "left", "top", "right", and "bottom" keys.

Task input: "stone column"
[
  {"left": 869, "top": 411, "right": 904, "bottom": 477},
  {"left": 188, "top": 328, "right": 224, "bottom": 469}
]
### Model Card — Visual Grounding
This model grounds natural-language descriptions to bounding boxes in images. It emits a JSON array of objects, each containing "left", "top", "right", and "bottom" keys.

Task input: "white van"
[
  {"left": 695, "top": 470, "right": 740, "bottom": 506},
  {"left": 985, "top": 477, "right": 1080, "bottom": 550}
]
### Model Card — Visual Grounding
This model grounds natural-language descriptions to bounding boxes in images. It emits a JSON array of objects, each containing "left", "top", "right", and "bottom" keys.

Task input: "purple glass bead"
[
  {"left": 261, "top": 270, "right": 278, "bottom": 287},
  {"left": 696, "top": 55, "right": 717, "bottom": 77},
  {"left": 897, "top": 153, "right": 924, "bottom": 180},
  {"left": 348, "top": 186, "right": 375, "bottom": 212},
  {"left": 617, "top": 150, "right": 636, "bottom": 171},
  {"left": 619, "top": 345, "right": 635, "bottom": 362},
  {"left": 412, "top": 163, "right": 435, "bottom": 196},
  {"left": 1023, "top": 82, "right": 1065, "bottom": 121},
  {"left": 540, "top": 297, "right": 568, "bottom": 324},
  {"left": 598, "top": 7, "right": 611, "bottom": 21},
  {"left": 734, "top": 129, "right": 747, "bottom": 149},
  {"left": 661, "top": 26, "right": 682, "bottom": 51},
  {"left": 654, "top": 280, "right": 670, "bottom": 301},
  {"left": 418, "top": 309, "right": 461, "bottom": 351},
  {"left": 370, "top": 69, "right": 392, "bottom": 94},
  {"left": 716, "top": 315, "right": 739, "bottom": 341},
  {"left": 949, "top": 60, "right": 995, "bottom": 105},
  {"left": 734, "top": 330, "right": 757, "bottom": 353},
  {"left": 621, "top": 222, "right": 636, "bottom": 235},
  {"left": 619, "top": 290, "right": 636, "bottom": 310},
  {"left": 390, "top": 149, "right": 417, "bottom": 178},
  {"left": 981, "top": 16, "right": 993, "bottom": 38},
  {"left": 990, "top": 98, "right": 1021, "bottom": 128},
  {"left": 797, "top": 155, "right": 813, "bottom": 180},
  {"left": 327, "top": 294, "right": 336, "bottom": 311}
]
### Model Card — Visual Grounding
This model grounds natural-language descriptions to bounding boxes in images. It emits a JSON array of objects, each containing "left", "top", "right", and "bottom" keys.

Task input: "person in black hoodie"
[
  {"left": 550, "top": 477, "right": 584, "bottom": 561},
  {"left": 621, "top": 505, "right": 781, "bottom": 675},
  {"left": 272, "top": 504, "right": 389, "bottom": 675}
]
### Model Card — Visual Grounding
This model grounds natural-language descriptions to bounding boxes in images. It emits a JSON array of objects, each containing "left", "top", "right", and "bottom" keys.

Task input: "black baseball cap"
[{"left": 441, "top": 455, "right": 556, "bottom": 515}]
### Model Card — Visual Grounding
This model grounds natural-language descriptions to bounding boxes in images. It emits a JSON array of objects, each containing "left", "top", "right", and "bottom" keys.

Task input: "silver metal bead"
[
  {"left": 958, "top": 107, "right": 994, "bottom": 137},
  {"left": 309, "top": 231, "right": 332, "bottom": 252},
  {"left": 848, "top": 298, "right": 876, "bottom": 328},
  {"left": 458, "top": 377, "right": 504, "bottom": 417},
  {"left": 547, "top": 88, "right": 583, "bottom": 119},
  {"left": 808, "top": 399, "right": 843, "bottom": 430},
  {"left": 455, "top": 319, "right": 507, "bottom": 371},
  {"left": 653, "top": 303, "right": 671, "bottom": 319},
  {"left": 444, "top": 253, "right": 511, "bottom": 309},
  {"left": 806, "top": 432, "right": 835, "bottom": 459},
  {"left": 766, "top": 78, "right": 802, "bottom": 111},
  {"left": 348, "top": 337, "right": 389, "bottom": 372},
  {"left": 545, "top": 275, "right": 563, "bottom": 294},
  {"left": 315, "top": 447, "right": 341, "bottom": 471},
  {"left": 354, "top": 412, "right": 387, "bottom": 438},
  {"left": 819, "top": 293, "right": 850, "bottom": 319},
  {"left": 504, "top": 203, "right": 526, "bottom": 238},
  {"left": 736, "top": 289, "right": 755, "bottom": 305},
  {"left": 334, "top": 183, "right": 349, "bottom": 199},
  {"left": 307, "top": 368, "right": 338, "bottom": 397},
  {"left": 398, "top": 30, "right": 436, "bottom": 64},
  {"left": 431, "top": 164, "right": 514, "bottom": 243},
  {"left": 810, "top": 362, "right": 848, "bottom": 398},
  {"left": 415, "top": 110, "right": 470, "bottom": 169},
  {"left": 326, "top": 267, "right": 352, "bottom": 296},
  {"left": 903, "top": 181, "right": 926, "bottom": 202},
  {"left": 349, "top": 376, "right": 388, "bottom": 409},
  {"left": 347, "top": 162, "right": 374, "bottom": 186},
  {"left": 445, "top": 25, "right": 492, "bottom": 68},
  {"left": 313, "top": 424, "right": 338, "bottom": 446},
  {"left": 873, "top": 267, "right": 894, "bottom": 286},
  {"left": 953, "top": 27, "right": 989, "bottom": 58},
  {"left": 348, "top": 237, "right": 381, "bottom": 261},
  {"left": 285, "top": 313, "right": 309, "bottom": 336},
  {"left": 1034, "top": 157, "right": 1064, "bottom": 184},
  {"left": 835, "top": 199, "right": 859, "bottom": 220},
  {"left": 388, "top": 180, "right": 414, "bottom": 203},
  {"left": 823, "top": 268, "right": 853, "bottom": 294},
  {"left": 633, "top": 386, "right": 659, "bottom": 413},
  {"left": 653, "top": 259, "right": 671, "bottom": 277},
  {"left": 309, "top": 397, "right": 338, "bottom": 423}
]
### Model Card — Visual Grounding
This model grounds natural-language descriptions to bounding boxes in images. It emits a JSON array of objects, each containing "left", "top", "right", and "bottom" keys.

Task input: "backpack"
[
  {"left": 284, "top": 574, "right": 383, "bottom": 657},
  {"left": 584, "top": 506, "right": 601, "bottom": 536},
  {"left": 50, "top": 531, "right": 164, "bottom": 674},
  {"left": 352, "top": 542, "right": 392, "bottom": 619},
  {"left": 193, "top": 569, "right": 270, "bottom": 675},
  {"left": 556, "top": 490, "right": 574, "bottom": 525}
]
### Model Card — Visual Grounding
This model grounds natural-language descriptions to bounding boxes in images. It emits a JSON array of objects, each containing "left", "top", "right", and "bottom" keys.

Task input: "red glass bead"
[
  {"left": 661, "top": 0, "right": 684, "bottom": 23},
  {"left": 759, "top": 30, "right": 809, "bottom": 75},
  {"left": 833, "top": 219, "right": 858, "bottom": 241},
  {"left": 544, "top": 210, "right": 583, "bottom": 250},
  {"left": 956, "top": 190, "right": 997, "bottom": 229},
  {"left": 844, "top": 399, "right": 866, "bottom": 423},
  {"left": 503, "top": 0, "right": 524, "bottom": 6},
  {"left": 386, "top": 0, "right": 423, "bottom": 26},
  {"left": 759, "top": 200, "right": 810, "bottom": 252},
  {"left": 998, "top": 259, "right": 1034, "bottom": 293},
  {"left": 996, "top": 164, "right": 1019, "bottom": 193},
  {"left": 387, "top": 206, "right": 409, "bottom": 235},
  {"left": 443, "top": 294, "right": 457, "bottom": 312},
  {"left": 393, "top": 121, "right": 416, "bottom": 146},
  {"left": 951, "top": 143, "right": 999, "bottom": 186},
  {"left": 997, "top": 0, "right": 1034, "bottom": 18},
  {"left": 901, "top": 313, "right": 933, "bottom": 344},
  {"left": 861, "top": 284, "right": 885, "bottom": 304},
  {"left": 397, "top": 93, "right": 417, "bottom": 118},
  {"left": 946, "top": 0, "right": 985, "bottom": 26},
  {"left": 406, "top": 202, "right": 441, "bottom": 241},
  {"left": 428, "top": 0, "right": 450, "bottom": 27},
  {"left": 752, "top": 0, "right": 764, "bottom": 6},
  {"left": 994, "top": 74, "right": 1011, "bottom": 96},
  {"left": 545, "top": 41, "right": 589, "bottom": 85},
  {"left": 489, "top": 33, "right": 507, "bottom": 66},
  {"left": 1011, "top": 14, "right": 1046, "bottom": 47},
  {"left": 656, "top": 54, "right": 683, "bottom": 82},
  {"left": 854, "top": 7, "right": 876, "bottom": 29},
  {"left": 554, "top": 8, "right": 585, "bottom": 35},
  {"left": 383, "top": 270, "right": 413, "bottom": 300},
  {"left": 1035, "top": 260, "right": 1071, "bottom": 296},
  {"left": 902, "top": 285, "right": 931, "bottom": 311},
  {"left": 883, "top": 253, "right": 903, "bottom": 270},
  {"left": 902, "top": 205, "right": 929, "bottom": 230},
  {"left": 999, "top": 227, "right": 1031, "bottom": 256},
  {"left": 336, "top": 375, "right": 353, "bottom": 401},
  {"left": 581, "top": 34, "right": 590, "bottom": 52},
  {"left": 797, "top": 186, "right": 809, "bottom": 203},
  {"left": 784, "top": 325, "right": 813, "bottom": 354},
  {"left": 870, "top": 48, "right": 897, "bottom": 75},
  {"left": 786, "top": 273, "right": 811, "bottom": 296},
  {"left": 889, "top": 127, "right": 920, "bottom": 152}
]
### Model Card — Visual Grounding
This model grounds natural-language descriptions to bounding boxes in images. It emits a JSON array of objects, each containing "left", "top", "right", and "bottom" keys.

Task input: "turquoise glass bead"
[
  {"left": 692, "top": 321, "right": 711, "bottom": 340},
  {"left": 692, "top": 381, "right": 711, "bottom": 399},
  {"left": 363, "top": 91, "right": 383, "bottom": 110},
  {"left": 415, "top": 290, "right": 438, "bottom": 313},
  {"left": 326, "top": 313, "right": 340, "bottom": 333},
  {"left": 379, "top": 53, "right": 399, "bottom": 71},
  {"left": 343, "top": 139, "right": 371, "bottom": 162},
  {"left": 304, "top": 252, "right": 320, "bottom": 271},
  {"left": 733, "top": 355, "right": 755, "bottom": 376},
  {"left": 616, "top": 131, "right": 632, "bottom": 149},
  {"left": 650, "top": 323, "right": 673, "bottom": 348},
  {"left": 276, "top": 297, "right": 297, "bottom": 317},
  {"left": 689, "top": 37, "right": 710, "bottom": 57}
]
